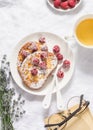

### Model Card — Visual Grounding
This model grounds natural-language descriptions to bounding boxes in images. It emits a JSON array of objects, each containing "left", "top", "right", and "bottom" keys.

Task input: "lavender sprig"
[{"left": 0, "top": 55, "right": 25, "bottom": 130}]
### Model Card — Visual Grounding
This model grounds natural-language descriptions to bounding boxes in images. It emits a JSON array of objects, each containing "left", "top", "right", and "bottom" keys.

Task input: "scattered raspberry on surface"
[
  {"left": 56, "top": 53, "right": 63, "bottom": 61},
  {"left": 63, "top": 59, "right": 70, "bottom": 68},
  {"left": 53, "top": 45, "right": 60, "bottom": 53},
  {"left": 57, "top": 70, "right": 64, "bottom": 78}
]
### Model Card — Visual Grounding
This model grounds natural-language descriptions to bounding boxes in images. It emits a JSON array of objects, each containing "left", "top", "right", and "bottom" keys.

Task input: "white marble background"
[{"left": 0, "top": 0, "right": 93, "bottom": 129}]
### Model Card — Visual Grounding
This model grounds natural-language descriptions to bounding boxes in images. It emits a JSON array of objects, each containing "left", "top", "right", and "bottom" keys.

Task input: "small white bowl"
[{"left": 47, "top": 0, "right": 82, "bottom": 13}]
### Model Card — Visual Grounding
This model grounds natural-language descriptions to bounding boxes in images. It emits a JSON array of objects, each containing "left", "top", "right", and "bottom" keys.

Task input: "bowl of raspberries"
[{"left": 47, "top": 0, "right": 81, "bottom": 12}]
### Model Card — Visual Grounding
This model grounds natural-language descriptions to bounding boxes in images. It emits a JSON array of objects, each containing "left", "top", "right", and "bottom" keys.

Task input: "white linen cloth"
[{"left": 0, "top": 0, "right": 93, "bottom": 129}]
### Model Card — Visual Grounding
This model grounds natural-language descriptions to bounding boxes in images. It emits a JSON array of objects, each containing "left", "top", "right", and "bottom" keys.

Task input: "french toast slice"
[
  {"left": 17, "top": 41, "right": 48, "bottom": 73},
  {"left": 19, "top": 51, "right": 57, "bottom": 90}
]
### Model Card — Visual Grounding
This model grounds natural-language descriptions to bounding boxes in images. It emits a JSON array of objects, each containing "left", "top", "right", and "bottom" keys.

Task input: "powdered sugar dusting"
[{"left": 20, "top": 51, "right": 57, "bottom": 89}]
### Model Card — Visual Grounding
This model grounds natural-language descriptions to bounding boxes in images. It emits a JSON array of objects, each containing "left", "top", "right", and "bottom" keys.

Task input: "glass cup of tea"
[{"left": 74, "top": 14, "right": 93, "bottom": 49}]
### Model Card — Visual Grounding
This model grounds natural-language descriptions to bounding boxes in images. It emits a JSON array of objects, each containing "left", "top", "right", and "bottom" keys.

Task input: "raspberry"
[
  {"left": 31, "top": 68, "right": 38, "bottom": 76},
  {"left": 57, "top": 70, "right": 64, "bottom": 78},
  {"left": 53, "top": 45, "right": 60, "bottom": 53},
  {"left": 77, "top": 0, "right": 80, "bottom": 2},
  {"left": 54, "top": 0, "right": 61, "bottom": 8},
  {"left": 60, "top": 1, "right": 69, "bottom": 9},
  {"left": 31, "top": 42, "right": 38, "bottom": 52},
  {"left": 39, "top": 37, "right": 46, "bottom": 43},
  {"left": 21, "top": 50, "right": 30, "bottom": 58},
  {"left": 63, "top": 60, "right": 70, "bottom": 68},
  {"left": 56, "top": 53, "right": 63, "bottom": 61},
  {"left": 40, "top": 52, "right": 48, "bottom": 60},
  {"left": 41, "top": 45, "right": 48, "bottom": 51},
  {"left": 61, "top": 0, "right": 67, "bottom": 1},
  {"left": 32, "top": 58, "right": 39, "bottom": 66},
  {"left": 68, "top": 0, "right": 76, "bottom": 8},
  {"left": 39, "top": 62, "right": 47, "bottom": 70}
]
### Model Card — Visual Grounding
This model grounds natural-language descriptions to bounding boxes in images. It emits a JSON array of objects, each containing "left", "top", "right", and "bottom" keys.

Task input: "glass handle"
[{"left": 64, "top": 35, "right": 77, "bottom": 50}]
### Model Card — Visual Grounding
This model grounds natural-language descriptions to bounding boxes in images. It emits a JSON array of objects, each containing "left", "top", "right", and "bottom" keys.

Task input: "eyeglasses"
[{"left": 44, "top": 95, "right": 90, "bottom": 130}]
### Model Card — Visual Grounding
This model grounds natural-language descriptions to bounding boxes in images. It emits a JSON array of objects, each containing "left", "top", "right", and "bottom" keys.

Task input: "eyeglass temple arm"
[
  {"left": 79, "top": 95, "right": 90, "bottom": 111},
  {"left": 79, "top": 94, "right": 84, "bottom": 109}
]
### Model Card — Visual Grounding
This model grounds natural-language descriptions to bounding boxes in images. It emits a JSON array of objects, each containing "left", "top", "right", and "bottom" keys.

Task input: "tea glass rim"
[{"left": 74, "top": 13, "right": 93, "bottom": 49}]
